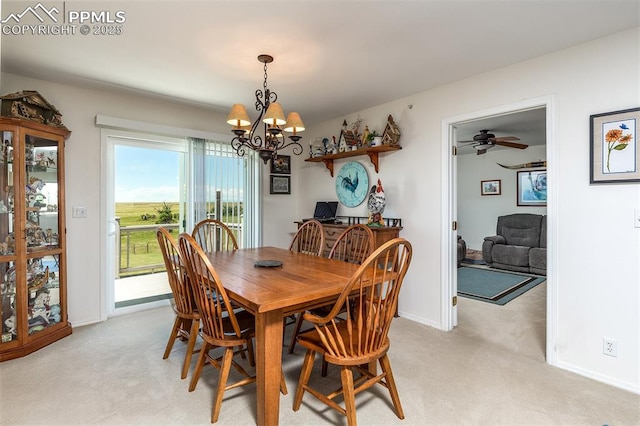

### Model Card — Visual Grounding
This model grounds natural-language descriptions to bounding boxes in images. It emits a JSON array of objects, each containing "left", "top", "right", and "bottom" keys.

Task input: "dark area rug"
[{"left": 457, "top": 266, "right": 546, "bottom": 305}]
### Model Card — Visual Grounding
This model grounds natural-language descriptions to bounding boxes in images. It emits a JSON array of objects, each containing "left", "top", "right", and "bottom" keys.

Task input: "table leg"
[{"left": 255, "top": 309, "right": 283, "bottom": 426}]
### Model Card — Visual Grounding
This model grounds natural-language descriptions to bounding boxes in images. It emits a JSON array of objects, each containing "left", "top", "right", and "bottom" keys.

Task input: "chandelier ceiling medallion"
[{"left": 226, "top": 54, "right": 305, "bottom": 164}]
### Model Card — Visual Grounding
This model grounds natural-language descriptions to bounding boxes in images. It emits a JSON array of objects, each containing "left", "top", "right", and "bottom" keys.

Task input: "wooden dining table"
[{"left": 205, "top": 246, "right": 362, "bottom": 426}]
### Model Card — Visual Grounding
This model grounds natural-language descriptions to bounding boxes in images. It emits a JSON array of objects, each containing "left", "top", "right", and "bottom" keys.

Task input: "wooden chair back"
[
  {"left": 157, "top": 227, "right": 194, "bottom": 316},
  {"left": 306, "top": 238, "right": 412, "bottom": 363},
  {"left": 328, "top": 224, "right": 375, "bottom": 264},
  {"left": 192, "top": 219, "right": 239, "bottom": 253},
  {"left": 289, "top": 219, "right": 324, "bottom": 256},
  {"left": 178, "top": 233, "right": 244, "bottom": 346}
]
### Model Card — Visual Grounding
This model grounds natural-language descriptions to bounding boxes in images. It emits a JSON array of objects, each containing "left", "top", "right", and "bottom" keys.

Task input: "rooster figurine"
[{"left": 367, "top": 178, "right": 386, "bottom": 227}]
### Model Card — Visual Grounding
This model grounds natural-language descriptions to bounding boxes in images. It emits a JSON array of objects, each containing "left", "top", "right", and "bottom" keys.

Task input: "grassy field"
[
  {"left": 116, "top": 202, "right": 180, "bottom": 276},
  {"left": 116, "top": 202, "right": 242, "bottom": 277}
]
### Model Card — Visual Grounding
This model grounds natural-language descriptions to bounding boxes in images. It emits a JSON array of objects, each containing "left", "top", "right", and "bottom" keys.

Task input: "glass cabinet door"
[
  {"left": 25, "top": 134, "right": 60, "bottom": 252},
  {"left": 24, "top": 133, "right": 62, "bottom": 337},
  {"left": 1, "top": 130, "right": 16, "bottom": 344}
]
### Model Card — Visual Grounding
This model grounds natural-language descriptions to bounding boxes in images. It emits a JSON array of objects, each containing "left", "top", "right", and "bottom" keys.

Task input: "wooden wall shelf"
[{"left": 304, "top": 145, "right": 402, "bottom": 176}]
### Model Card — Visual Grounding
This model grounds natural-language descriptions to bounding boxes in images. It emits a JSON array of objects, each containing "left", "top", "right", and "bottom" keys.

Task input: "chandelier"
[{"left": 226, "top": 54, "right": 305, "bottom": 164}]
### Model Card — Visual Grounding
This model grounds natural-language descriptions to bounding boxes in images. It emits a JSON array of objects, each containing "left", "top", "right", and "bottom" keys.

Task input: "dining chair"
[
  {"left": 292, "top": 238, "right": 413, "bottom": 426},
  {"left": 193, "top": 218, "right": 245, "bottom": 314},
  {"left": 178, "top": 233, "right": 287, "bottom": 423},
  {"left": 287, "top": 224, "right": 375, "bottom": 355},
  {"left": 157, "top": 227, "right": 200, "bottom": 380},
  {"left": 192, "top": 218, "right": 239, "bottom": 252},
  {"left": 283, "top": 219, "right": 326, "bottom": 332},
  {"left": 289, "top": 219, "right": 325, "bottom": 256}
]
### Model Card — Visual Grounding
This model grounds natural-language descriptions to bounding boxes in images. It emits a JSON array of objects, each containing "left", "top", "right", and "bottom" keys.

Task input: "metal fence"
[{"left": 117, "top": 222, "right": 242, "bottom": 277}]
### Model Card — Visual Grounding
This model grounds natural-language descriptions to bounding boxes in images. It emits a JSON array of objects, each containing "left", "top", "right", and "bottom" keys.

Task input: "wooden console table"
[{"left": 296, "top": 217, "right": 402, "bottom": 257}]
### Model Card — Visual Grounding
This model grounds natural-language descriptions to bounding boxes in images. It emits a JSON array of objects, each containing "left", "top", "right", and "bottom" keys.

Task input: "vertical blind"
[{"left": 190, "top": 138, "right": 260, "bottom": 248}]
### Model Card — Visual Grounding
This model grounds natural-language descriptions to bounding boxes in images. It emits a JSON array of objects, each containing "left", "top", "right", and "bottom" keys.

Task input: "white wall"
[
  {"left": 0, "top": 74, "right": 235, "bottom": 325},
  {"left": 2, "top": 27, "right": 638, "bottom": 393},
  {"left": 294, "top": 28, "right": 639, "bottom": 392},
  {"left": 458, "top": 145, "right": 547, "bottom": 250}
]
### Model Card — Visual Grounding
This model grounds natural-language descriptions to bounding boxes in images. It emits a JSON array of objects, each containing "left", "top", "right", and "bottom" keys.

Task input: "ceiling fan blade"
[
  {"left": 495, "top": 141, "right": 528, "bottom": 149},
  {"left": 492, "top": 136, "right": 520, "bottom": 142}
]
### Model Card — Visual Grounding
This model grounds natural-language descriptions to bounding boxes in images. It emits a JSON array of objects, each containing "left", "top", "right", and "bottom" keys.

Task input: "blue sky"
[
  {"left": 115, "top": 145, "right": 182, "bottom": 202},
  {"left": 115, "top": 145, "right": 244, "bottom": 203}
]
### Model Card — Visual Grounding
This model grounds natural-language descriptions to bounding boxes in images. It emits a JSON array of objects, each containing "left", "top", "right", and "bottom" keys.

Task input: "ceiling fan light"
[{"left": 474, "top": 143, "right": 494, "bottom": 150}]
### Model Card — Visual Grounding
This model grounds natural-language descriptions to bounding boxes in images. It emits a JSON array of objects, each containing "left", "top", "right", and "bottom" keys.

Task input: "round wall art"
[{"left": 335, "top": 161, "right": 369, "bottom": 207}]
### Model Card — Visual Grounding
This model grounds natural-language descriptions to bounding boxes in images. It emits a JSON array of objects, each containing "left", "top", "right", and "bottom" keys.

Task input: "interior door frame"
[{"left": 441, "top": 95, "right": 558, "bottom": 366}]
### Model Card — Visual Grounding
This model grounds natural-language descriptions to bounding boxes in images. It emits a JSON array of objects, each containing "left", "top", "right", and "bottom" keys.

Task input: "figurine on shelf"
[
  {"left": 26, "top": 176, "right": 44, "bottom": 195},
  {"left": 29, "top": 291, "right": 51, "bottom": 327},
  {"left": 382, "top": 114, "right": 401, "bottom": 146},
  {"left": 367, "top": 178, "right": 386, "bottom": 227},
  {"left": 361, "top": 126, "right": 370, "bottom": 147}
]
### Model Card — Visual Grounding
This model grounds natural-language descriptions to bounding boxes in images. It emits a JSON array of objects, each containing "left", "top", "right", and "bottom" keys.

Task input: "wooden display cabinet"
[{"left": 0, "top": 117, "right": 71, "bottom": 361}]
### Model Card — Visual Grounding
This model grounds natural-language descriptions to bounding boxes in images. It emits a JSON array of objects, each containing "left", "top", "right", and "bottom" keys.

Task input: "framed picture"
[
  {"left": 270, "top": 155, "right": 291, "bottom": 174},
  {"left": 590, "top": 107, "right": 640, "bottom": 184},
  {"left": 517, "top": 170, "right": 547, "bottom": 206},
  {"left": 270, "top": 175, "right": 290, "bottom": 194},
  {"left": 480, "top": 179, "right": 501, "bottom": 195}
]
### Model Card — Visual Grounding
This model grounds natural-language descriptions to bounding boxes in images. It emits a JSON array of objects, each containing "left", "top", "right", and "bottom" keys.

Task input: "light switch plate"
[{"left": 72, "top": 206, "right": 87, "bottom": 218}]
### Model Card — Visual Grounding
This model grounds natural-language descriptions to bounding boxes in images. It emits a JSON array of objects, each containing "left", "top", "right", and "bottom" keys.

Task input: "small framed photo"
[
  {"left": 270, "top": 175, "right": 290, "bottom": 194},
  {"left": 480, "top": 179, "right": 501, "bottom": 196},
  {"left": 590, "top": 107, "right": 640, "bottom": 184},
  {"left": 517, "top": 170, "right": 547, "bottom": 206},
  {"left": 270, "top": 155, "right": 291, "bottom": 174}
]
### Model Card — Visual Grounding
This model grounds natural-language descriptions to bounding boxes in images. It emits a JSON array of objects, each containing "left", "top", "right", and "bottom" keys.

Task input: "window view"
[{"left": 112, "top": 139, "right": 257, "bottom": 309}]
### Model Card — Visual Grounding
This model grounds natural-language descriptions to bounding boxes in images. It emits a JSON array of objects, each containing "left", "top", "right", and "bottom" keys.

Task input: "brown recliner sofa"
[{"left": 482, "top": 214, "right": 546, "bottom": 275}]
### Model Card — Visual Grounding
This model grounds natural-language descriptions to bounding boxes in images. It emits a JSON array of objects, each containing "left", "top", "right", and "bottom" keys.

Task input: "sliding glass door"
[{"left": 100, "top": 129, "right": 260, "bottom": 317}]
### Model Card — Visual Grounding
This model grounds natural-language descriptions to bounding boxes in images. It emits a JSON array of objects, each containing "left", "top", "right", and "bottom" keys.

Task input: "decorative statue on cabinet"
[{"left": 367, "top": 178, "right": 386, "bottom": 227}]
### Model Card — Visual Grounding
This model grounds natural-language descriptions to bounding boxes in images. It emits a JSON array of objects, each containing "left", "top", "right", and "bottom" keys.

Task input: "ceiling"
[{"left": 1, "top": 0, "right": 638, "bottom": 134}]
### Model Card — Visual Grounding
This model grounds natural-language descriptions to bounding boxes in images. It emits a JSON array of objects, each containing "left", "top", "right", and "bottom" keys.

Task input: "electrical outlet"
[{"left": 603, "top": 338, "right": 617, "bottom": 357}]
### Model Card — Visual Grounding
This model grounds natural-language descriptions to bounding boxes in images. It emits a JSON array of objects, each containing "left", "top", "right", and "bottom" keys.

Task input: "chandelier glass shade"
[{"left": 227, "top": 54, "right": 305, "bottom": 164}]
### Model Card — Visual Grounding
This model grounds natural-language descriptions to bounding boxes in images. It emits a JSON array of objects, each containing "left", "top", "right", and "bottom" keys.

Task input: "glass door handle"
[{"left": 107, "top": 219, "right": 118, "bottom": 236}]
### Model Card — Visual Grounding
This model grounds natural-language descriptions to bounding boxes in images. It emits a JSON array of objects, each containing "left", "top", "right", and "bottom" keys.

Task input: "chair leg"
[
  {"left": 180, "top": 319, "right": 200, "bottom": 380},
  {"left": 163, "top": 316, "right": 181, "bottom": 359},
  {"left": 287, "top": 313, "right": 305, "bottom": 354},
  {"left": 246, "top": 339, "right": 255, "bottom": 367},
  {"left": 280, "top": 369, "right": 288, "bottom": 395},
  {"left": 211, "top": 347, "right": 234, "bottom": 423},
  {"left": 189, "top": 342, "right": 210, "bottom": 392},
  {"left": 379, "top": 354, "right": 404, "bottom": 420},
  {"left": 293, "top": 349, "right": 316, "bottom": 411},
  {"left": 340, "top": 366, "right": 357, "bottom": 426},
  {"left": 321, "top": 358, "right": 328, "bottom": 377}
]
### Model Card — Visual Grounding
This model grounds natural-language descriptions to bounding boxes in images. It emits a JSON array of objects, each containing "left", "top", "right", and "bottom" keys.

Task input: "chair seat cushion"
[{"left": 491, "top": 245, "right": 530, "bottom": 267}]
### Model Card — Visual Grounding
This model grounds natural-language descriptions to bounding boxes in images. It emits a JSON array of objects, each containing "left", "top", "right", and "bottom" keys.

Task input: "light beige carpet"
[{"left": 1, "top": 282, "right": 638, "bottom": 425}]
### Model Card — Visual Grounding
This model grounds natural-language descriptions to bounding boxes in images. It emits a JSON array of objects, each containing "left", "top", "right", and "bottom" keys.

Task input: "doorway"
[{"left": 442, "top": 96, "right": 557, "bottom": 365}]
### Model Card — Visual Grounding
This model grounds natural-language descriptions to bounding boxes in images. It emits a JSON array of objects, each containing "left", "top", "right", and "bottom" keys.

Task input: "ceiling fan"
[{"left": 459, "top": 129, "right": 528, "bottom": 155}]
